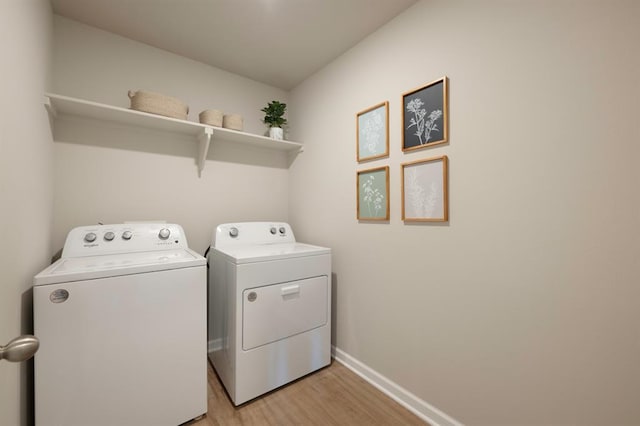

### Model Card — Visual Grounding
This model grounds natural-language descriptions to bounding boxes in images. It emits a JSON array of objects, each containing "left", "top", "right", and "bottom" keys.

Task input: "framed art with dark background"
[{"left": 402, "top": 76, "right": 448, "bottom": 152}]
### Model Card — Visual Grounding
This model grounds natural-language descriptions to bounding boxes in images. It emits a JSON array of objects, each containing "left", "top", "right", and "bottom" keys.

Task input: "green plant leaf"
[{"left": 262, "top": 100, "right": 288, "bottom": 127}]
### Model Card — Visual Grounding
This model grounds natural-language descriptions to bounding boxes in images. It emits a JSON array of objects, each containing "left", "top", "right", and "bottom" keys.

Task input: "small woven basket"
[
  {"left": 128, "top": 90, "right": 189, "bottom": 120},
  {"left": 223, "top": 114, "right": 243, "bottom": 131},
  {"left": 199, "top": 109, "right": 224, "bottom": 127}
]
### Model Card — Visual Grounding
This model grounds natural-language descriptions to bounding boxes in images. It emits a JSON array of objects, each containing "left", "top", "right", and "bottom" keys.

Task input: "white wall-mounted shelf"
[{"left": 44, "top": 93, "right": 303, "bottom": 176}]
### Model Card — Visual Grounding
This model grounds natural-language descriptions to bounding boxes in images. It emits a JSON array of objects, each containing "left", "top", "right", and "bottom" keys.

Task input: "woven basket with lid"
[
  {"left": 128, "top": 90, "right": 189, "bottom": 120},
  {"left": 222, "top": 113, "right": 243, "bottom": 131},
  {"left": 199, "top": 109, "right": 224, "bottom": 127}
]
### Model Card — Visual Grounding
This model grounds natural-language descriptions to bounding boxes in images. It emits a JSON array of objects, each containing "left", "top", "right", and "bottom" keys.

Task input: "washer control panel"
[
  {"left": 62, "top": 223, "right": 189, "bottom": 258},
  {"left": 215, "top": 222, "right": 295, "bottom": 248}
]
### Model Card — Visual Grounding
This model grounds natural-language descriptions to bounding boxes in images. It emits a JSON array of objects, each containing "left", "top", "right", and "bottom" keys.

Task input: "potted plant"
[{"left": 261, "top": 100, "right": 287, "bottom": 140}]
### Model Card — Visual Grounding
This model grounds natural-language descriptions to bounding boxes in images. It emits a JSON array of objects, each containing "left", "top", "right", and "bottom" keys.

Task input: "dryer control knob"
[
  {"left": 158, "top": 228, "right": 170, "bottom": 240},
  {"left": 84, "top": 232, "right": 97, "bottom": 243},
  {"left": 104, "top": 232, "right": 115, "bottom": 241},
  {"left": 279, "top": 227, "right": 286, "bottom": 235},
  {"left": 122, "top": 231, "right": 133, "bottom": 240},
  {"left": 270, "top": 227, "right": 277, "bottom": 235},
  {"left": 229, "top": 227, "right": 239, "bottom": 238}
]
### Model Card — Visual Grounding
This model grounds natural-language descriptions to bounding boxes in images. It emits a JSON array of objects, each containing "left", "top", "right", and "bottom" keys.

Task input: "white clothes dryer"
[
  {"left": 33, "top": 223, "right": 207, "bottom": 426},
  {"left": 207, "top": 222, "right": 331, "bottom": 405}
]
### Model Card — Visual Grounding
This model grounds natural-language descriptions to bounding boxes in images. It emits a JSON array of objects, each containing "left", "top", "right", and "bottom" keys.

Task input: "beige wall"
[
  {"left": 17, "top": 2, "right": 640, "bottom": 424},
  {"left": 288, "top": 0, "right": 640, "bottom": 424},
  {"left": 51, "top": 16, "right": 291, "bottom": 253},
  {"left": 0, "top": 1, "right": 53, "bottom": 425}
]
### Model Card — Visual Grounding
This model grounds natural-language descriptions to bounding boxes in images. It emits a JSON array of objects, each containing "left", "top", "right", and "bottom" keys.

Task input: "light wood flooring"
[{"left": 189, "top": 359, "right": 428, "bottom": 426}]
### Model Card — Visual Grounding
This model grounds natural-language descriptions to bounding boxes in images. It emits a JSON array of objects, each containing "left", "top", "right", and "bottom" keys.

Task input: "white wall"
[
  {"left": 51, "top": 16, "right": 291, "bottom": 253},
  {"left": 289, "top": 0, "right": 640, "bottom": 424},
  {"left": 0, "top": 1, "right": 53, "bottom": 425}
]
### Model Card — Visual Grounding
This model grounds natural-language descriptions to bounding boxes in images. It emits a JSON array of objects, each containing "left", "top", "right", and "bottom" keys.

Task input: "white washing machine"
[
  {"left": 33, "top": 223, "right": 207, "bottom": 426},
  {"left": 207, "top": 222, "right": 331, "bottom": 405}
]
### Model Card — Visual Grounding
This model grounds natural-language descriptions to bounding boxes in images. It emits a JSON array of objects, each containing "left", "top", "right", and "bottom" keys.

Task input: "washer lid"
[
  {"left": 214, "top": 242, "right": 330, "bottom": 264},
  {"left": 33, "top": 248, "right": 205, "bottom": 286}
]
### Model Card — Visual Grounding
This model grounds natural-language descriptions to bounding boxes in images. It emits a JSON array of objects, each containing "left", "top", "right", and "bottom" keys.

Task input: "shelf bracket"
[
  {"left": 197, "top": 127, "right": 213, "bottom": 177},
  {"left": 43, "top": 95, "right": 57, "bottom": 136},
  {"left": 43, "top": 95, "right": 57, "bottom": 118}
]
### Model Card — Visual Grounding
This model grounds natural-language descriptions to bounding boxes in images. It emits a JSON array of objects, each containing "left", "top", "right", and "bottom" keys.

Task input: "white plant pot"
[{"left": 269, "top": 127, "right": 284, "bottom": 140}]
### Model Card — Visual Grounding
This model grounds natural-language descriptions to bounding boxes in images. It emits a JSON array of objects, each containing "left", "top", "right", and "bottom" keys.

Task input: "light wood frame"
[
  {"left": 401, "top": 155, "right": 448, "bottom": 222},
  {"left": 356, "top": 101, "right": 389, "bottom": 162},
  {"left": 357, "top": 166, "right": 390, "bottom": 221},
  {"left": 401, "top": 76, "right": 448, "bottom": 152}
]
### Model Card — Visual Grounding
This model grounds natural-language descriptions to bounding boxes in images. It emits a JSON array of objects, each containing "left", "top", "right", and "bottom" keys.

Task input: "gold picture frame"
[
  {"left": 356, "top": 101, "right": 389, "bottom": 162},
  {"left": 401, "top": 155, "right": 448, "bottom": 222},
  {"left": 357, "top": 166, "right": 390, "bottom": 221},
  {"left": 402, "top": 76, "right": 448, "bottom": 152}
]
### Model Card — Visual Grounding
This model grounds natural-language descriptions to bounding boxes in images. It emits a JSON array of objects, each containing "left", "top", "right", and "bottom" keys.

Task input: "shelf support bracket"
[
  {"left": 43, "top": 95, "right": 57, "bottom": 136},
  {"left": 43, "top": 96, "right": 57, "bottom": 118},
  {"left": 197, "top": 127, "right": 213, "bottom": 177}
]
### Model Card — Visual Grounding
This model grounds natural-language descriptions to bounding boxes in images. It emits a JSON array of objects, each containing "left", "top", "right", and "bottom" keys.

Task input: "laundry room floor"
[{"left": 190, "top": 360, "right": 428, "bottom": 425}]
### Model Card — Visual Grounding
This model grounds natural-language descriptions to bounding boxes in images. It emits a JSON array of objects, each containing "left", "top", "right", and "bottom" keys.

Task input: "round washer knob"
[
  {"left": 158, "top": 228, "right": 171, "bottom": 240},
  {"left": 279, "top": 227, "right": 286, "bottom": 235},
  {"left": 122, "top": 231, "right": 133, "bottom": 240},
  {"left": 84, "top": 232, "right": 97, "bottom": 243},
  {"left": 270, "top": 227, "right": 277, "bottom": 235},
  {"left": 229, "top": 227, "right": 239, "bottom": 238},
  {"left": 104, "top": 231, "right": 115, "bottom": 241}
]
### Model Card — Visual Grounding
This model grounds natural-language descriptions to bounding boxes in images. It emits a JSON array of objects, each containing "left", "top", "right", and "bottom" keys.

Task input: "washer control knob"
[
  {"left": 103, "top": 231, "right": 115, "bottom": 241},
  {"left": 122, "top": 231, "right": 133, "bottom": 240},
  {"left": 229, "top": 227, "right": 239, "bottom": 238},
  {"left": 279, "top": 227, "right": 286, "bottom": 235},
  {"left": 84, "top": 232, "right": 97, "bottom": 243},
  {"left": 270, "top": 227, "right": 277, "bottom": 235},
  {"left": 158, "top": 228, "right": 170, "bottom": 240}
]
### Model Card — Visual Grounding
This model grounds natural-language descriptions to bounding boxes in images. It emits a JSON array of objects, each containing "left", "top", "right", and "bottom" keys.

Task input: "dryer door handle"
[{"left": 281, "top": 285, "right": 300, "bottom": 296}]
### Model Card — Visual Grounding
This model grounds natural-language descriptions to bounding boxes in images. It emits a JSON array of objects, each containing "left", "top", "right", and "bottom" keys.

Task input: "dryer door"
[{"left": 242, "top": 276, "right": 328, "bottom": 351}]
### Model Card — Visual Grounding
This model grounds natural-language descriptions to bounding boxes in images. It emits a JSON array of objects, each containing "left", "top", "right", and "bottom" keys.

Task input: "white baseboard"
[{"left": 332, "top": 346, "right": 463, "bottom": 426}]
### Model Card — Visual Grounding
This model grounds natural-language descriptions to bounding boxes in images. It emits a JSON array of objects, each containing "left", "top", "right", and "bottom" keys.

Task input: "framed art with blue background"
[{"left": 357, "top": 101, "right": 389, "bottom": 162}]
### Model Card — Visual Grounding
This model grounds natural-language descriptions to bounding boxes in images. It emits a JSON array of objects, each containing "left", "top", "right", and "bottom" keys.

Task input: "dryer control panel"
[
  {"left": 214, "top": 222, "right": 295, "bottom": 249},
  {"left": 61, "top": 223, "right": 189, "bottom": 258}
]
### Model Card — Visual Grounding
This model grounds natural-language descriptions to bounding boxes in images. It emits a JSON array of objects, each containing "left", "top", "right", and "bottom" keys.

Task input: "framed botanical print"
[
  {"left": 357, "top": 166, "right": 390, "bottom": 221},
  {"left": 356, "top": 101, "right": 389, "bottom": 162},
  {"left": 402, "top": 77, "right": 448, "bottom": 152},
  {"left": 401, "top": 155, "right": 448, "bottom": 222}
]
